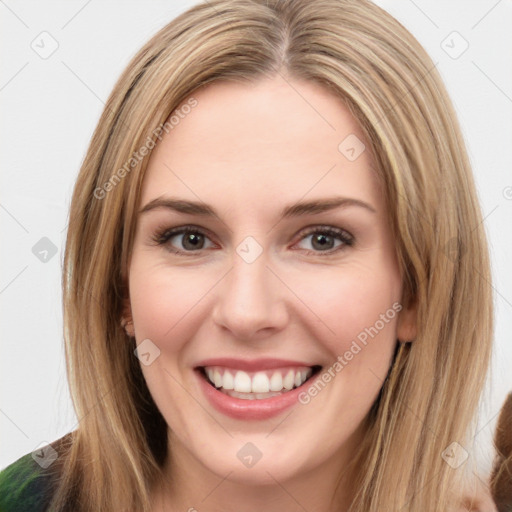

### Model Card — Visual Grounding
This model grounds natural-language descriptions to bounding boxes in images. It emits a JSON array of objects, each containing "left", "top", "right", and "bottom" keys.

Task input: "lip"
[
  {"left": 195, "top": 357, "right": 316, "bottom": 372},
  {"left": 194, "top": 360, "right": 321, "bottom": 421}
]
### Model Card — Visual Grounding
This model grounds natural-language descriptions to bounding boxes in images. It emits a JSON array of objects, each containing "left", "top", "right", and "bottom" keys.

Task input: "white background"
[{"left": 1, "top": 0, "right": 511, "bottom": 477}]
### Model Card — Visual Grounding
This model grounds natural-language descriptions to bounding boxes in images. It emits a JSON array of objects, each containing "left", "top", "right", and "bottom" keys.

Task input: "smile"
[{"left": 194, "top": 358, "right": 323, "bottom": 420}]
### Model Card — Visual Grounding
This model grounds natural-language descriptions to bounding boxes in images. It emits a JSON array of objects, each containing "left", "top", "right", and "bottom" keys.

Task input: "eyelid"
[{"left": 294, "top": 224, "right": 354, "bottom": 242}]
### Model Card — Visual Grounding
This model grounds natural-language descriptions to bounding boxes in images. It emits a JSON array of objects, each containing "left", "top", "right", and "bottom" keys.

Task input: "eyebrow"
[{"left": 139, "top": 195, "right": 377, "bottom": 218}]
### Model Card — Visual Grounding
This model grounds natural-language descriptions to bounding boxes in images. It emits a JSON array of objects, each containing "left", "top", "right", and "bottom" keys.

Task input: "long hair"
[{"left": 53, "top": 0, "right": 493, "bottom": 510}]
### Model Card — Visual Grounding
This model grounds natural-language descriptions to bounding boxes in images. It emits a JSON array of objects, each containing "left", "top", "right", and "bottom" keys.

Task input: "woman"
[{"left": 0, "top": 0, "right": 499, "bottom": 510}]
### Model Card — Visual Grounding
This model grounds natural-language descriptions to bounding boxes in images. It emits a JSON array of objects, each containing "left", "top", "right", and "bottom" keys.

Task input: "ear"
[
  {"left": 396, "top": 298, "right": 417, "bottom": 342},
  {"left": 121, "top": 296, "right": 135, "bottom": 338}
]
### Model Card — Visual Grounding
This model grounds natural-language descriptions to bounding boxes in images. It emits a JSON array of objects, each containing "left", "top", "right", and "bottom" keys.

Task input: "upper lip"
[{"left": 195, "top": 357, "right": 320, "bottom": 372}]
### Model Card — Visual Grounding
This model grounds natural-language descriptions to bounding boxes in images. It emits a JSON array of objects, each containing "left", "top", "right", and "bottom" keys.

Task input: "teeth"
[
  {"left": 204, "top": 366, "right": 313, "bottom": 397},
  {"left": 213, "top": 369, "right": 223, "bottom": 388},
  {"left": 222, "top": 370, "right": 234, "bottom": 390},
  {"left": 251, "top": 372, "right": 270, "bottom": 393},
  {"left": 283, "top": 370, "right": 295, "bottom": 390},
  {"left": 234, "top": 371, "right": 252, "bottom": 393},
  {"left": 221, "top": 389, "right": 284, "bottom": 400},
  {"left": 269, "top": 372, "right": 283, "bottom": 392}
]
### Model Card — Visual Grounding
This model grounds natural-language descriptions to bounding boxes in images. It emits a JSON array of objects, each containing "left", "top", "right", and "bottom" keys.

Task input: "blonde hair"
[{"left": 53, "top": 0, "right": 493, "bottom": 510}]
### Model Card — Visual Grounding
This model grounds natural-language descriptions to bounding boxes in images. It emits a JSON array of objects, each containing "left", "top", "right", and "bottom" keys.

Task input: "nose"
[{"left": 211, "top": 249, "right": 288, "bottom": 341}]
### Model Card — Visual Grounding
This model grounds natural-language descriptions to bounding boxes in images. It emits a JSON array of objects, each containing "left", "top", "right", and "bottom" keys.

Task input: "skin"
[{"left": 123, "top": 74, "right": 416, "bottom": 512}]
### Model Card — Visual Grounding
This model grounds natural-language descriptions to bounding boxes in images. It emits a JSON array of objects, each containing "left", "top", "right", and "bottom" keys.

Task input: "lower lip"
[{"left": 195, "top": 369, "right": 314, "bottom": 420}]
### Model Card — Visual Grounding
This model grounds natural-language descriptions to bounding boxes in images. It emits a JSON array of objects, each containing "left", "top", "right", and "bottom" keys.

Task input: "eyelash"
[{"left": 151, "top": 224, "right": 354, "bottom": 257}]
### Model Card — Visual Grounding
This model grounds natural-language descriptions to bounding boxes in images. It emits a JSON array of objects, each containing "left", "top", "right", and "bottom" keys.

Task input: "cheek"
[
  {"left": 300, "top": 261, "right": 402, "bottom": 354},
  {"left": 292, "top": 267, "right": 402, "bottom": 433},
  {"left": 128, "top": 258, "right": 215, "bottom": 345}
]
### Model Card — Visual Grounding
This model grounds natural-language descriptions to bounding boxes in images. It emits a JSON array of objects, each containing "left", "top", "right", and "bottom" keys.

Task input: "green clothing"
[{"left": 0, "top": 452, "right": 56, "bottom": 512}]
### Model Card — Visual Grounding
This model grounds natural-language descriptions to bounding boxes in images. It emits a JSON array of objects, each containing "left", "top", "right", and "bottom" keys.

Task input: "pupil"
[
  {"left": 313, "top": 234, "right": 333, "bottom": 250},
  {"left": 184, "top": 233, "right": 203, "bottom": 250}
]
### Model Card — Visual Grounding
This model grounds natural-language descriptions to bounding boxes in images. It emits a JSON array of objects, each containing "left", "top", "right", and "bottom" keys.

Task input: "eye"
[
  {"left": 294, "top": 226, "right": 354, "bottom": 254},
  {"left": 151, "top": 224, "right": 354, "bottom": 256},
  {"left": 152, "top": 226, "right": 215, "bottom": 255}
]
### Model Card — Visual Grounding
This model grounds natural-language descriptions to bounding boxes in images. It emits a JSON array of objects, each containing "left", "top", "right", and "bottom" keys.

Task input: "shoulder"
[
  {"left": 491, "top": 392, "right": 512, "bottom": 512},
  {"left": 0, "top": 450, "right": 57, "bottom": 512}
]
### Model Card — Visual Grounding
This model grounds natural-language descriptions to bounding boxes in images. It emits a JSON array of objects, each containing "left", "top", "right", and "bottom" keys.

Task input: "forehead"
[{"left": 140, "top": 76, "right": 382, "bottom": 214}]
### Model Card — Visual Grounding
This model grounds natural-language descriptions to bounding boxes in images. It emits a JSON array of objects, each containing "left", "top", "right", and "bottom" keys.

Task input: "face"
[{"left": 124, "top": 75, "right": 415, "bottom": 488}]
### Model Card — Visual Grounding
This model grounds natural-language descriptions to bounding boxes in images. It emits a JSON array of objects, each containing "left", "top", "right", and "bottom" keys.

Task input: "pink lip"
[
  {"left": 195, "top": 357, "right": 315, "bottom": 372},
  {"left": 194, "top": 362, "right": 320, "bottom": 421}
]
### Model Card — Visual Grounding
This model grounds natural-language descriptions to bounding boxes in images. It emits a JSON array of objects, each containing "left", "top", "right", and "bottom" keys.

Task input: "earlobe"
[
  {"left": 121, "top": 298, "right": 135, "bottom": 338},
  {"left": 121, "top": 316, "right": 135, "bottom": 338},
  {"left": 396, "top": 300, "right": 417, "bottom": 343}
]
